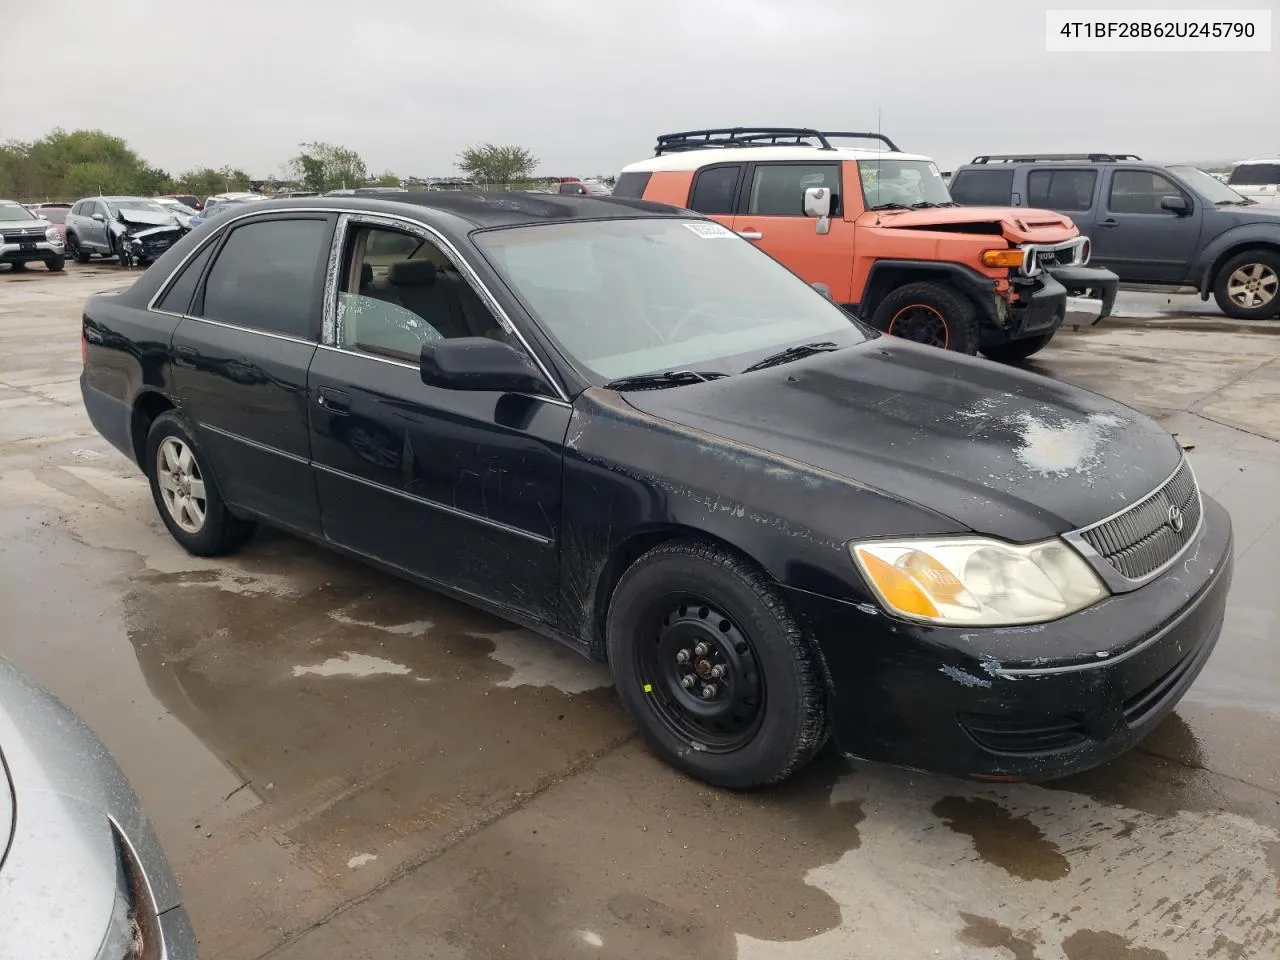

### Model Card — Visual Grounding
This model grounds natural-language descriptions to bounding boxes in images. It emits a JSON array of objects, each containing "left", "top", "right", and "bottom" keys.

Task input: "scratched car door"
[{"left": 307, "top": 217, "right": 570, "bottom": 624}]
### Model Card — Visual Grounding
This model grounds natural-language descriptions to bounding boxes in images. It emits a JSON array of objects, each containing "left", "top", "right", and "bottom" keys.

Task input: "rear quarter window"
[
  {"left": 949, "top": 168, "right": 1015, "bottom": 206},
  {"left": 610, "top": 173, "right": 651, "bottom": 199}
]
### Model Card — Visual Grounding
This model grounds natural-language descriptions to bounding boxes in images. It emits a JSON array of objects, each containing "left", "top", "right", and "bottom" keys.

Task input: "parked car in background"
[
  {"left": 950, "top": 153, "right": 1280, "bottom": 320},
  {"left": 556, "top": 180, "right": 612, "bottom": 196},
  {"left": 154, "top": 197, "right": 201, "bottom": 229},
  {"left": 79, "top": 192, "right": 1230, "bottom": 789},
  {"left": 203, "top": 191, "right": 260, "bottom": 208},
  {"left": 159, "top": 193, "right": 203, "bottom": 211},
  {"left": 0, "top": 199, "right": 65, "bottom": 272},
  {"left": 1226, "top": 156, "right": 1280, "bottom": 207},
  {"left": 65, "top": 197, "right": 184, "bottom": 267},
  {"left": 0, "top": 655, "right": 197, "bottom": 958},
  {"left": 23, "top": 202, "right": 71, "bottom": 244},
  {"left": 618, "top": 126, "right": 1118, "bottom": 362},
  {"left": 187, "top": 199, "right": 255, "bottom": 230}
]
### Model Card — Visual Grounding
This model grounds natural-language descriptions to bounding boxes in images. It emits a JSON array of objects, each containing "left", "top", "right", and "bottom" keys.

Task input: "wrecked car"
[
  {"left": 65, "top": 196, "right": 185, "bottom": 267},
  {"left": 616, "top": 127, "right": 1120, "bottom": 363},
  {"left": 79, "top": 193, "right": 1231, "bottom": 789}
]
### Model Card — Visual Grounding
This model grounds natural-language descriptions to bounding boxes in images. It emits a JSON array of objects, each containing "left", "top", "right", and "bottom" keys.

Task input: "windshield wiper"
[
  {"left": 603, "top": 370, "right": 727, "bottom": 391},
  {"left": 869, "top": 202, "right": 910, "bottom": 211},
  {"left": 741, "top": 341, "right": 840, "bottom": 373}
]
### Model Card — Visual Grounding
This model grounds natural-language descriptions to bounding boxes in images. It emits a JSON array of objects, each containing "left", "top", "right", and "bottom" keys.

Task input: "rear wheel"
[
  {"left": 871, "top": 281, "right": 980, "bottom": 354},
  {"left": 980, "top": 332, "right": 1054, "bottom": 363},
  {"left": 145, "top": 411, "right": 255, "bottom": 556},
  {"left": 606, "top": 540, "right": 829, "bottom": 789},
  {"left": 1213, "top": 250, "right": 1280, "bottom": 320}
]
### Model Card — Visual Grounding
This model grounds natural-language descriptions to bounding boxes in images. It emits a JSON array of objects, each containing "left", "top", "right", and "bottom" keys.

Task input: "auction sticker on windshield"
[{"left": 683, "top": 222, "right": 734, "bottom": 239}]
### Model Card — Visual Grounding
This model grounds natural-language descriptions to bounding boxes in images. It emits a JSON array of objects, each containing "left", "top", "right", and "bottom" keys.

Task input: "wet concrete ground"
[{"left": 2, "top": 262, "right": 1280, "bottom": 959}]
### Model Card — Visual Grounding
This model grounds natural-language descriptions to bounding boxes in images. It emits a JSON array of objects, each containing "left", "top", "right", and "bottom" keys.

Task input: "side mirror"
[
  {"left": 91, "top": 213, "right": 105, "bottom": 223},
  {"left": 804, "top": 186, "right": 832, "bottom": 236},
  {"left": 420, "top": 337, "right": 549, "bottom": 394},
  {"left": 1160, "top": 195, "right": 1189, "bottom": 214}
]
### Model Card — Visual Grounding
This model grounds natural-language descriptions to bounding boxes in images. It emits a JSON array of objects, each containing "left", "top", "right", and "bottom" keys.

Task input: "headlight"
[
  {"left": 850, "top": 537, "right": 1108, "bottom": 626},
  {"left": 45, "top": 227, "right": 61, "bottom": 243}
]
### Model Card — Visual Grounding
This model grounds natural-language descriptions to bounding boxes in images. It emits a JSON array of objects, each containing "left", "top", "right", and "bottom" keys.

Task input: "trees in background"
[
  {"left": 456, "top": 144, "right": 538, "bottom": 185},
  {"left": 288, "top": 141, "right": 369, "bottom": 193}
]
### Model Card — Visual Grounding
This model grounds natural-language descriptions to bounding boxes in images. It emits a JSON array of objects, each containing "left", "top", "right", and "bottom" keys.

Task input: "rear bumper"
[
  {"left": 786, "top": 494, "right": 1233, "bottom": 781},
  {"left": 81, "top": 373, "right": 137, "bottom": 465}
]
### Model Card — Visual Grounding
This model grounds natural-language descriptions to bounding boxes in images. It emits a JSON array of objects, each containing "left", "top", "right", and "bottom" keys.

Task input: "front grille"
[
  {"left": 1077, "top": 458, "right": 1201, "bottom": 582},
  {"left": 2, "top": 229, "right": 45, "bottom": 243},
  {"left": 959, "top": 713, "right": 1088, "bottom": 755},
  {"left": 1123, "top": 648, "right": 1200, "bottom": 726}
]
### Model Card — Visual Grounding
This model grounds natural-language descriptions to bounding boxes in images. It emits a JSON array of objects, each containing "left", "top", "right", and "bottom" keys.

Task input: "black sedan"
[{"left": 78, "top": 193, "right": 1232, "bottom": 789}]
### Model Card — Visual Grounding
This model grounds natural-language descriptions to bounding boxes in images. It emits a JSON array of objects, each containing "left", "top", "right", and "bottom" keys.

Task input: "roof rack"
[
  {"left": 970, "top": 153, "right": 1142, "bottom": 164},
  {"left": 655, "top": 127, "right": 900, "bottom": 156}
]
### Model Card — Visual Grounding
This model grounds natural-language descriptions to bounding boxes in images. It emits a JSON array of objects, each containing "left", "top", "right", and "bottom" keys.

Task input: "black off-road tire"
[
  {"left": 145, "top": 411, "right": 256, "bottom": 556},
  {"left": 606, "top": 540, "right": 830, "bottom": 790},
  {"left": 68, "top": 233, "right": 91, "bottom": 263},
  {"left": 1212, "top": 249, "right": 1280, "bottom": 320},
  {"left": 871, "top": 281, "right": 980, "bottom": 354},
  {"left": 45, "top": 255, "right": 66, "bottom": 272},
  {"left": 980, "top": 331, "right": 1055, "bottom": 364}
]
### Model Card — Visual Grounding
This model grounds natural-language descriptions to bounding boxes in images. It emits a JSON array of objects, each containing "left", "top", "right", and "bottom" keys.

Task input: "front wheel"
[
  {"left": 1213, "top": 250, "right": 1280, "bottom": 320},
  {"left": 145, "top": 412, "right": 256, "bottom": 556},
  {"left": 45, "top": 255, "right": 66, "bottom": 272},
  {"left": 980, "top": 332, "right": 1054, "bottom": 364},
  {"left": 871, "top": 281, "right": 980, "bottom": 354},
  {"left": 606, "top": 541, "right": 829, "bottom": 789}
]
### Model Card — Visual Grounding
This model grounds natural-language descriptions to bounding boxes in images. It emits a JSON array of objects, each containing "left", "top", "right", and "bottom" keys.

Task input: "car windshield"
[
  {"left": 859, "top": 158, "right": 953, "bottom": 208},
  {"left": 1167, "top": 165, "right": 1250, "bottom": 204},
  {"left": 110, "top": 199, "right": 174, "bottom": 217},
  {"left": 474, "top": 218, "right": 866, "bottom": 381},
  {"left": 0, "top": 203, "right": 36, "bottom": 222},
  {"left": 39, "top": 208, "right": 68, "bottom": 224},
  {"left": 1227, "top": 162, "right": 1280, "bottom": 186}
]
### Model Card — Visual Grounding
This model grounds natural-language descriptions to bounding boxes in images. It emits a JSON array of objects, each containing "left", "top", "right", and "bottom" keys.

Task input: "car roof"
[
  {"left": 622, "top": 145, "right": 932, "bottom": 173},
  {"left": 240, "top": 192, "right": 687, "bottom": 229}
]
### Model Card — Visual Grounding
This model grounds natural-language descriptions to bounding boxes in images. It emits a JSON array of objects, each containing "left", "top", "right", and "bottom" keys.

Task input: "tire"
[
  {"left": 145, "top": 411, "right": 255, "bottom": 556},
  {"left": 1213, "top": 249, "right": 1280, "bottom": 320},
  {"left": 606, "top": 540, "right": 829, "bottom": 789},
  {"left": 44, "top": 255, "right": 65, "bottom": 273},
  {"left": 116, "top": 237, "right": 131, "bottom": 268},
  {"left": 10, "top": 261, "right": 28, "bottom": 272},
  {"left": 871, "top": 281, "right": 980, "bottom": 354},
  {"left": 68, "top": 234, "right": 91, "bottom": 264},
  {"left": 980, "top": 332, "right": 1054, "bottom": 364}
]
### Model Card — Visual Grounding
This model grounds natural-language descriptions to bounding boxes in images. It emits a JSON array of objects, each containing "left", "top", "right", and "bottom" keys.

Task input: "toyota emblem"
[{"left": 1167, "top": 504, "right": 1184, "bottom": 533}]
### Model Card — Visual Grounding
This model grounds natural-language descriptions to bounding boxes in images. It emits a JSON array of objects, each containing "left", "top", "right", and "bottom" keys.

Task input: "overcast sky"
[{"left": 2, "top": 0, "right": 1275, "bottom": 178}]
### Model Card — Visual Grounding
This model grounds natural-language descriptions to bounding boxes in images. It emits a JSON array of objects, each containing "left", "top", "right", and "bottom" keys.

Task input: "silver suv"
[{"left": 0, "top": 200, "right": 65, "bottom": 272}]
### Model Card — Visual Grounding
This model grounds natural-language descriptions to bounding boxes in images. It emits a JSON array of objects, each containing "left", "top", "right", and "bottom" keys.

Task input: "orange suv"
[{"left": 616, "top": 127, "right": 1119, "bottom": 362}]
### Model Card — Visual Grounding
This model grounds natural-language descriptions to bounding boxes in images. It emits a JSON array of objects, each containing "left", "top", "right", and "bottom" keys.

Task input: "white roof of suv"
[{"left": 623, "top": 144, "right": 932, "bottom": 173}]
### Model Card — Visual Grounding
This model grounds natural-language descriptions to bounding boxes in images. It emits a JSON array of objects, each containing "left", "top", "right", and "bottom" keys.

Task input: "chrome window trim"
[
  {"left": 325, "top": 210, "right": 570, "bottom": 403},
  {"left": 311, "top": 344, "right": 571, "bottom": 407},
  {"left": 1061, "top": 456, "right": 1204, "bottom": 594},
  {"left": 177, "top": 314, "right": 317, "bottom": 347}
]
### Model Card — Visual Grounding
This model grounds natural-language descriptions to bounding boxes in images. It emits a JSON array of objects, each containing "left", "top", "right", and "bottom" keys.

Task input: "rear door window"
[
  {"left": 688, "top": 165, "right": 743, "bottom": 215},
  {"left": 949, "top": 168, "right": 1014, "bottom": 205},
  {"left": 156, "top": 242, "right": 216, "bottom": 315},
  {"left": 195, "top": 218, "right": 330, "bottom": 339},
  {"left": 746, "top": 163, "right": 841, "bottom": 216},
  {"left": 1107, "top": 170, "right": 1183, "bottom": 214},
  {"left": 1027, "top": 169, "right": 1098, "bottom": 211}
]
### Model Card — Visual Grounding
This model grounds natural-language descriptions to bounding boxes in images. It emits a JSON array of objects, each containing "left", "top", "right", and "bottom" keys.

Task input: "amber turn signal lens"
[{"left": 980, "top": 249, "right": 1024, "bottom": 268}]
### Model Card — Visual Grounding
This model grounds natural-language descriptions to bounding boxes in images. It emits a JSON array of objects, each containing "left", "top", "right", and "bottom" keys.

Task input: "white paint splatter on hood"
[{"left": 1010, "top": 411, "right": 1123, "bottom": 477}]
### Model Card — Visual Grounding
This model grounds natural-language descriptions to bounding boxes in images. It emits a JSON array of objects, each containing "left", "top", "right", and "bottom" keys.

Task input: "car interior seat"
[{"left": 387, "top": 259, "right": 468, "bottom": 339}]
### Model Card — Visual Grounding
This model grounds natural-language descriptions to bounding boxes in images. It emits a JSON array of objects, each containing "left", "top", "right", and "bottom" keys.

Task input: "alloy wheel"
[
  {"left": 1226, "top": 263, "right": 1278, "bottom": 311},
  {"left": 156, "top": 437, "right": 207, "bottom": 533}
]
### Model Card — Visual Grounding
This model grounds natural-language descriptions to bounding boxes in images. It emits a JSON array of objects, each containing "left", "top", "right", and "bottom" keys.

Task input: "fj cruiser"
[
  {"left": 951, "top": 153, "right": 1280, "bottom": 320},
  {"left": 617, "top": 127, "right": 1119, "bottom": 362}
]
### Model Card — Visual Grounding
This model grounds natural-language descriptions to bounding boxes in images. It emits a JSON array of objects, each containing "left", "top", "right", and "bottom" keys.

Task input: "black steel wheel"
[
  {"left": 635, "top": 599, "right": 765, "bottom": 753},
  {"left": 870, "top": 280, "right": 980, "bottom": 354},
  {"left": 607, "top": 540, "right": 829, "bottom": 789}
]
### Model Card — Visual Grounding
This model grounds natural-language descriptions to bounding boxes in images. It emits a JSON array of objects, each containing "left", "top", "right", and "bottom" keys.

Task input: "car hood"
[
  {"left": 0, "top": 657, "right": 182, "bottom": 911},
  {"left": 118, "top": 210, "right": 180, "bottom": 228},
  {"left": 620, "top": 339, "right": 1181, "bottom": 543},
  {"left": 867, "top": 206, "right": 1078, "bottom": 241}
]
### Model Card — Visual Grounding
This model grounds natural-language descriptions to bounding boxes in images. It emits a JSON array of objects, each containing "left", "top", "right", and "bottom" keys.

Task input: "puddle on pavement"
[
  {"left": 958, "top": 912, "right": 1041, "bottom": 960},
  {"left": 932, "top": 795, "right": 1070, "bottom": 881}
]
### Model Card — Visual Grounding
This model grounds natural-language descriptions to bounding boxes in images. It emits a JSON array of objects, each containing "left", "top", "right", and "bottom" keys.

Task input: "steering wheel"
[{"left": 667, "top": 301, "right": 736, "bottom": 342}]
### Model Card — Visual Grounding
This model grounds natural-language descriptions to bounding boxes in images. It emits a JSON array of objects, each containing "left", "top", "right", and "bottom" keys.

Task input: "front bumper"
[
  {"left": 1051, "top": 263, "right": 1119, "bottom": 326},
  {"left": 787, "top": 494, "right": 1233, "bottom": 781},
  {"left": 0, "top": 238, "right": 64, "bottom": 264}
]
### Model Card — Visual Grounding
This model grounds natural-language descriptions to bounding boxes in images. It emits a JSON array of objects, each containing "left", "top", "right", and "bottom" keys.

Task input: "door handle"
[
  {"left": 173, "top": 345, "right": 197, "bottom": 368},
  {"left": 736, "top": 229, "right": 764, "bottom": 240},
  {"left": 316, "top": 387, "right": 351, "bottom": 414},
  {"left": 1099, "top": 218, "right": 1119, "bottom": 228}
]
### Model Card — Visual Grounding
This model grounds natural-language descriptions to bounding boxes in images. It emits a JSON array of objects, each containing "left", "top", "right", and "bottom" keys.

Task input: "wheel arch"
[
  {"left": 859, "top": 260, "right": 997, "bottom": 326},
  {"left": 1197, "top": 236, "right": 1280, "bottom": 296},
  {"left": 130, "top": 389, "right": 177, "bottom": 468},
  {"left": 587, "top": 523, "right": 776, "bottom": 663}
]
